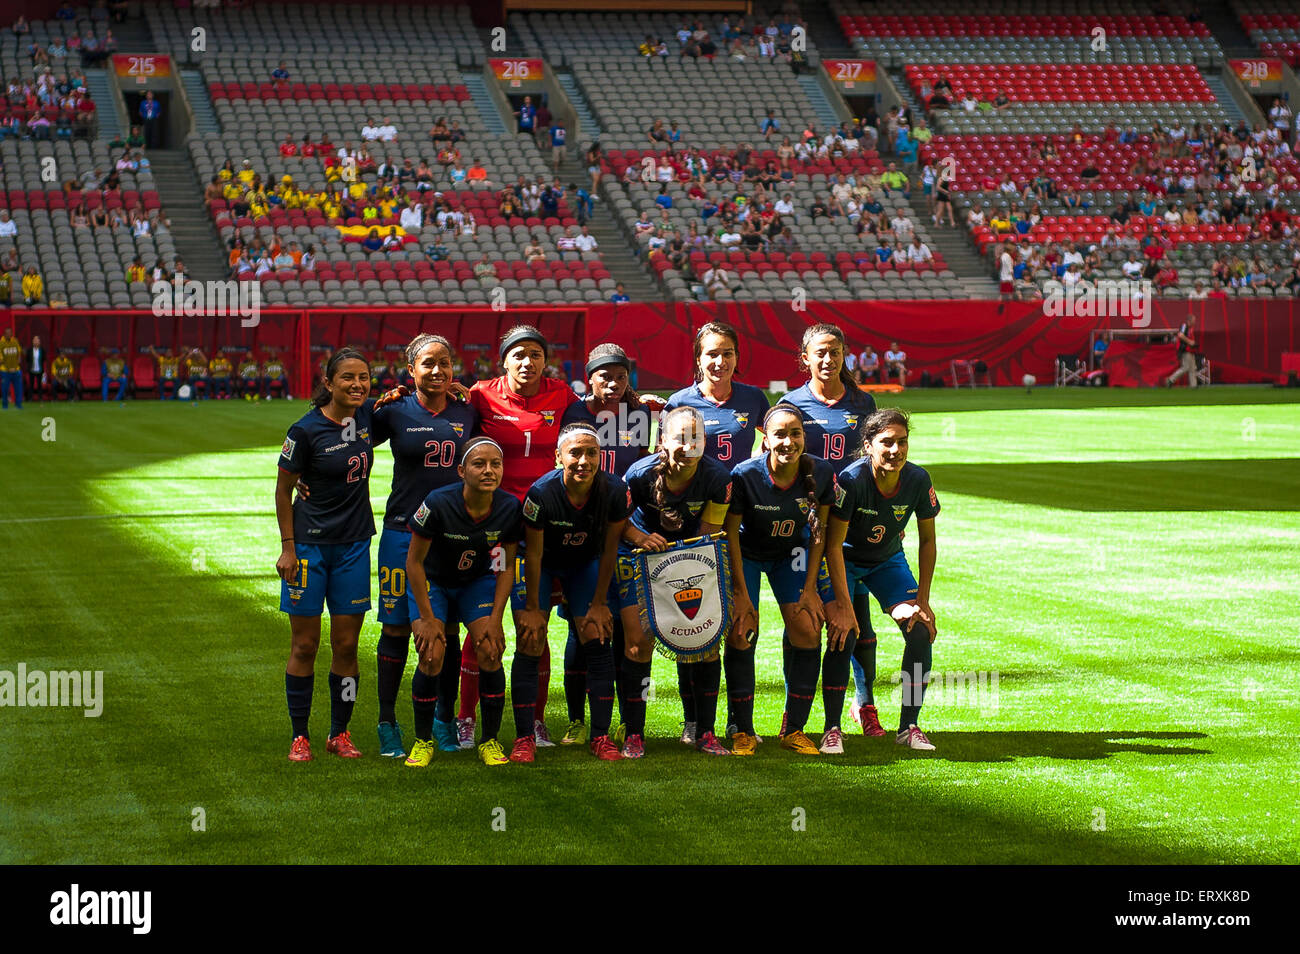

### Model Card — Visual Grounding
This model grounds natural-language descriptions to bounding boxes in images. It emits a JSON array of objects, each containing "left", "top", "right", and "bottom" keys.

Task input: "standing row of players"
[{"left": 274, "top": 320, "right": 940, "bottom": 764}]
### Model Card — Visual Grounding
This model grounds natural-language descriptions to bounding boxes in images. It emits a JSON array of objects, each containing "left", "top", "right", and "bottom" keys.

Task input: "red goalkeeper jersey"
[{"left": 469, "top": 375, "right": 578, "bottom": 501}]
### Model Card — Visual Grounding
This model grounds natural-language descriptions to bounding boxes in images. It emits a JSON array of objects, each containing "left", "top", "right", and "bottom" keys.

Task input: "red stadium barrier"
[{"left": 11, "top": 299, "right": 1297, "bottom": 394}]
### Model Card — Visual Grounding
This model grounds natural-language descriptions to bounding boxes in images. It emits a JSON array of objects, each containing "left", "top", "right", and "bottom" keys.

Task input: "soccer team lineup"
[{"left": 275, "top": 321, "right": 937, "bottom": 765}]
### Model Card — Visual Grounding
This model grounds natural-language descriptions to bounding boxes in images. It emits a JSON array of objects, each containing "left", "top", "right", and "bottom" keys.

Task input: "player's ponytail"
[
  {"left": 798, "top": 453, "right": 822, "bottom": 547},
  {"left": 311, "top": 346, "right": 367, "bottom": 407},
  {"left": 800, "top": 322, "right": 864, "bottom": 397}
]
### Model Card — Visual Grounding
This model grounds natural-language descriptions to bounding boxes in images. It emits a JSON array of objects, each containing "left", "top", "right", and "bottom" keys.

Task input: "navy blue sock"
[
  {"left": 479, "top": 666, "right": 506, "bottom": 741},
  {"left": 376, "top": 634, "right": 408, "bottom": 724},
  {"left": 691, "top": 658, "right": 722, "bottom": 737},
  {"left": 435, "top": 627, "right": 459, "bottom": 722},
  {"left": 563, "top": 626, "right": 587, "bottom": 722},
  {"left": 619, "top": 657, "right": 651, "bottom": 735},
  {"left": 724, "top": 645, "right": 756, "bottom": 735},
  {"left": 612, "top": 622, "right": 626, "bottom": 721},
  {"left": 285, "top": 671, "right": 313, "bottom": 740},
  {"left": 785, "top": 645, "right": 820, "bottom": 733},
  {"left": 821, "top": 630, "right": 858, "bottom": 732},
  {"left": 677, "top": 660, "right": 696, "bottom": 723},
  {"left": 899, "top": 625, "right": 933, "bottom": 731},
  {"left": 328, "top": 670, "right": 355, "bottom": 738},
  {"left": 851, "top": 594, "right": 876, "bottom": 706},
  {"left": 411, "top": 668, "right": 438, "bottom": 741},
  {"left": 583, "top": 638, "right": 616, "bottom": 736},
  {"left": 511, "top": 652, "right": 541, "bottom": 738}
]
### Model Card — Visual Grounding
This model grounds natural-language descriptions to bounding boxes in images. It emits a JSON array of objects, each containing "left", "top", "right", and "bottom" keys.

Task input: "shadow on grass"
[
  {"left": 929, "top": 459, "right": 1300, "bottom": 510},
  {"left": 850, "top": 730, "right": 1211, "bottom": 764}
]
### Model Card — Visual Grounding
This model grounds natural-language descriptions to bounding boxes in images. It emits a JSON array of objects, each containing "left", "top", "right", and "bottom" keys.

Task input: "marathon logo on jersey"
[
  {"left": 280, "top": 437, "right": 296, "bottom": 460},
  {"left": 523, "top": 497, "right": 540, "bottom": 521},
  {"left": 413, "top": 502, "right": 430, "bottom": 525},
  {"left": 929, "top": 486, "right": 938, "bottom": 508},
  {"left": 893, "top": 505, "right": 910, "bottom": 521},
  {"left": 834, "top": 481, "right": 846, "bottom": 508},
  {"left": 669, "top": 573, "right": 708, "bottom": 620},
  {"left": 450, "top": 422, "right": 465, "bottom": 437},
  {"left": 724, "top": 482, "right": 732, "bottom": 504},
  {"left": 540, "top": 410, "right": 556, "bottom": 426}
]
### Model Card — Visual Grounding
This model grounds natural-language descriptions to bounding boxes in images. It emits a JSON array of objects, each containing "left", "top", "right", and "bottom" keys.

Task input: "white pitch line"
[{"left": 0, "top": 510, "right": 269, "bottom": 525}]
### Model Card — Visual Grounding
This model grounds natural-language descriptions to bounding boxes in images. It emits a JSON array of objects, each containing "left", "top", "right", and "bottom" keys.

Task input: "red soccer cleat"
[
  {"left": 509, "top": 737, "right": 536, "bottom": 763},
  {"left": 326, "top": 731, "right": 362, "bottom": 758},
  {"left": 288, "top": 735, "right": 313, "bottom": 761},
  {"left": 860, "top": 704, "right": 888, "bottom": 738},
  {"left": 590, "top": 735, "right": 623, "bottom": 761},
  {"left": 621, "top": 733, "right": 645, "bottom": 760}
]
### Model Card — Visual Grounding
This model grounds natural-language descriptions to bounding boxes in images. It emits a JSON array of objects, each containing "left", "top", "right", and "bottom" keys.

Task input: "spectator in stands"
[
  {"left": 361, "top": 228, "right": 383, "bottom": 253},
  {"left": 271, "top": 62, "right": 290, "bottom": 87},
  {"left": 474, "top": 253, "right": 498, "bottom": 288},
  {"left": 891, "top": 209, "right": 914, "bottom": 243},
  {"left": 0, "top": 209, "right": 16, "bottom": 240},
  {"left": 515, "top": 95, "right": 536, "bottom": 139},
  {"left": 907, "top": 236, "right": 933, "bottom": 266},
  {"left": 859, "top": 345, "right": 881, "bottom": 384},
  {"left": 574, "top": 225, "right": 598, "bottom": 255},
  {"left": 882, "top": 342, "right": 906, "bottom": 386},
  {"left": 880, "top": 163, "right": 910, "bottom": 199},
  {"left": 702, "top": 262, "right": 730, "bottom": 300},
  {"left": 610, "top": 283, "right": 629, "bottom": 303},
  {"left": 12, "top": 15, "right": 28, "bottom": 35},
  {"left": 524, "top": 236, "right": 546, "bottom": 264},
  {"left": 21, "top": 266, "right": 43, "bottom": 306},
  {"left": 139, "top": 90, "right": 161, "bottom": 149}
]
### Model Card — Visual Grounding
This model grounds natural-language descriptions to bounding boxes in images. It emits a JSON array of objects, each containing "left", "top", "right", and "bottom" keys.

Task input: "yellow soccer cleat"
[
  {"left": 560, "top": 720, "right": 588, "bottom": 745},
  {"left": 404, "top": 739, "right": 436, "bottom": 768},
  {"left": 730, "top": 731, "right": 758, "bottom": 756},
  {"left": 479, "top": 738, "right": 509, "bottom": 766},
  {"left": 780, "top": 730, "right": 821, "bottom": 755}
]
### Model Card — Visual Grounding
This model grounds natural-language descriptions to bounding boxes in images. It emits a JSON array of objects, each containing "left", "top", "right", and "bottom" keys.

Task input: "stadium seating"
[{"left": 1236, "top": 4, "right": 1300, "bottom": 67}]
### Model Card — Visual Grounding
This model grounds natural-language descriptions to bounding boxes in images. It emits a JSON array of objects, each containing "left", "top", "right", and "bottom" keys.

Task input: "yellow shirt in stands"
[
  {"left": 237, "top": 168, "right": 256, "bottom": 185},
  {"left": 0, "top": 335, "right": 21, "bottom": 371},
  {"left": 21, "top": 273, "right": 43, "bottom": 301}
]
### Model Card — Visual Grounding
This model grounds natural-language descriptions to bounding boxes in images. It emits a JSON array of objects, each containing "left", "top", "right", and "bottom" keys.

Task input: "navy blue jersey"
[
  {"left": 371, "top": 394, "right": 478, "bottom": 531},
  {"left": 522, "top": 469, "right": 633, "bottom": 570},
  {"left": 279, "top": 402, "right": 385, "bottom": 545},
  {"left": 729, "top": 453, "right": 836, "bottom": 561},
  {"left": 665, "top": 382, "right": 770, "bottom": 469},
  {"left": 623, "top": 453, "right": 733, "bottom": 543},
  {"left": 560, "top": 399, "right": 653, "bottom": 478},
  {"left": 832, "top": 458, "right": 940, "bottom": 565},
  {"left": 781, "top": 383, "right": 877, "bottom": 474},
  {"left": 408, "top": 484, "right": 523, "bottom": 588}
]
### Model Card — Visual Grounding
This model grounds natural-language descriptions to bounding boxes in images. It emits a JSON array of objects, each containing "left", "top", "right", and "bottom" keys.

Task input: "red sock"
[
  {"left": 457, "top": 635, "right": 479, "bottom": 720},
  {"left": 534, "top": 641, "right": 550, "bottom": 720}
]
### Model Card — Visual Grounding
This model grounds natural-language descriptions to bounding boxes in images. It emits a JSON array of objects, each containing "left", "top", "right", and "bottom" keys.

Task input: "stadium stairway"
[
  {"left": 906, "top": 191, "right": 998, "bottom": 298},
  {"left": 148, "top": 149, "right": 228, "bottom": 284},
  {"left": 555, "top": 152, "right": 660, "bottom": 302},
  {"left": 105, "top": 11, "right": 155, "bottom": 51},
  {"left": 555, "top": 71, "right": 600, "bottom": 142},
  {"left": 888, "top": 69, "right": 926, "bottom": 135},
  {"left": 797, "top": 74, "right": 841, "bottom": 133},
  {"left": 180, "top": 70, "right": 221, "bottom": 136},
  {"left": 1201, "top": 70, "right": 1251, "bottom": 128},
  {"left": 797, "top": 1, "right": 857, "bottom": 61},
  {"left": 82, "top": 70, "right": 122, "bottom": 142},
  {"left": 1198, "top": 0, "right": 1260, "bottom": 59},
  {"left": 461, "top": 71, "right": 508, "bottom": 136}
]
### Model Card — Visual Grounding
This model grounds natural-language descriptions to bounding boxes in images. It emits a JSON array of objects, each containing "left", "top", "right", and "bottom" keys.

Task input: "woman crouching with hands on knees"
[
  {"left": 723, "top": 404, "right": 835, "bottom": 756},
  {"left": 404, "top": 438, "right": 522, "bottom": 768},
  {"left": 824, "top": 409, "right": 940, "bottom": 751},
  {"left": 510, "top": 422, "right": 631, "bottom": 762}
]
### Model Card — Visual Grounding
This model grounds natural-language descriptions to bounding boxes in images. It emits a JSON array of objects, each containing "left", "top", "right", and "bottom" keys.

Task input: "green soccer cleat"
[
  {"left": 404, "top": 739, "right": 436, "bottom": 767},
  {"left": 610, "top": 722, "right": 627, "bottom": 748}
]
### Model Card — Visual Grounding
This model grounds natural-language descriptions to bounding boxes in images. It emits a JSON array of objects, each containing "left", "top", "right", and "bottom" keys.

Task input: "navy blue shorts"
[{"left": 281, "top": 540, "right": 372, "bottom": 617}]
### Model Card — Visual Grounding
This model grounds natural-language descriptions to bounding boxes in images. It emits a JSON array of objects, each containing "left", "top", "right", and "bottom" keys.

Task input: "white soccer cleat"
[
  {"left": 456, "top": 716, "right": 476, "bottom": 750},
  {"left": 680, "top": 721, "right": 697, "bottom": 745},
  {"left": 819, "top": 727, "right": 844, "bottom": 755},
  {"left": 895, "top": 724, "right": 936, "bottom": 751},
  {"left": 533, "top": 719, "right": 556, "bottom": 748}
]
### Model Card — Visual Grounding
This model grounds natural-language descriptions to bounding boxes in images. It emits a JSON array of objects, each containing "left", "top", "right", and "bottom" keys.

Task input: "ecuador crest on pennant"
[{"left": 631, "top": 534, "right": 733, "bottom": 662}]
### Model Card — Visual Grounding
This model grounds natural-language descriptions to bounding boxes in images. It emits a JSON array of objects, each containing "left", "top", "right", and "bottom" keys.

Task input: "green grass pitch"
[{"left": 1, "top": 386, "right": 1297, "bottom": 864}]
